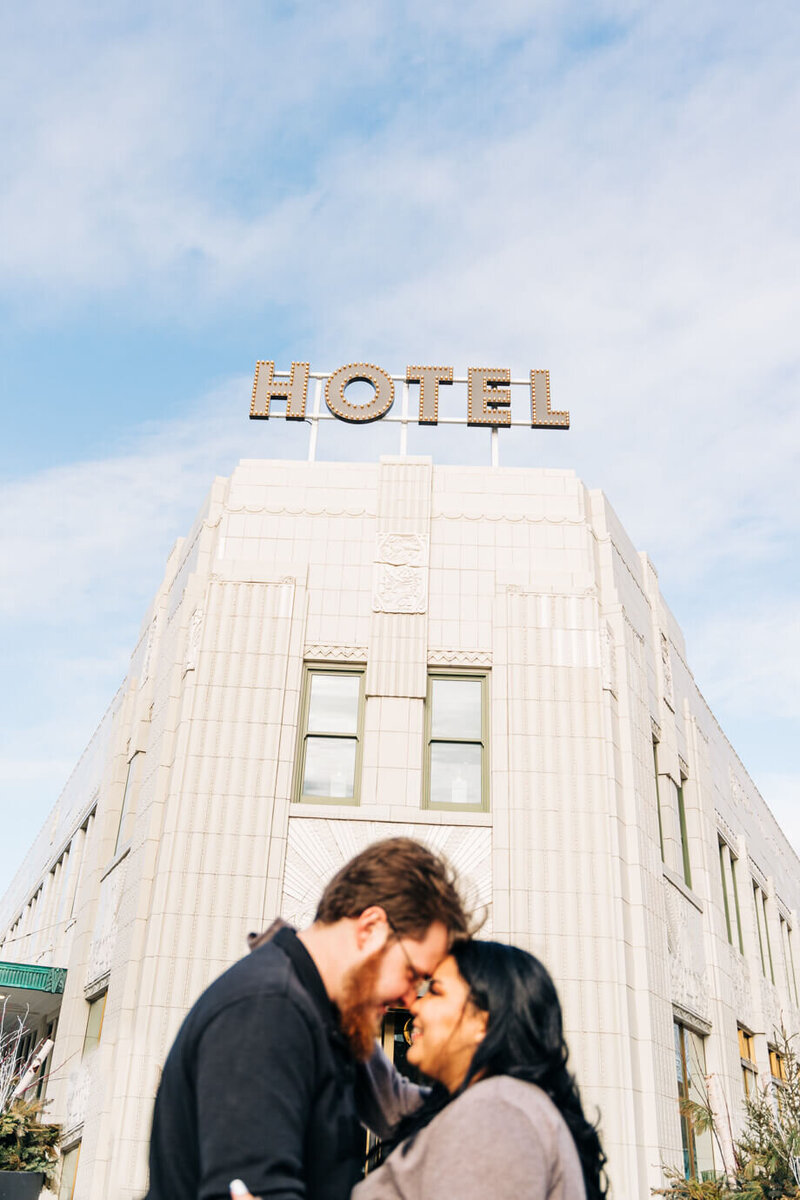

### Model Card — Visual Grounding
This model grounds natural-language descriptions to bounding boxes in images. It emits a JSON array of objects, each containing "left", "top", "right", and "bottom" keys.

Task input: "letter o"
[{"left": 325, "top": 363, "right": 395, "bottom": 423}]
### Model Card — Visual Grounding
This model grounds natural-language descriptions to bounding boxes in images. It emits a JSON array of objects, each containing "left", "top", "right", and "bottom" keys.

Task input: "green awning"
[{"left": 0, "top": 962, "right": 67, "bottom": 994}]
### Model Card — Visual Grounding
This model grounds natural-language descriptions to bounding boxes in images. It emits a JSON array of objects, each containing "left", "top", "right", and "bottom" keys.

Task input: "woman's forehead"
[{"left": 432, "top": 953, "right": 461, "bottom": 982}]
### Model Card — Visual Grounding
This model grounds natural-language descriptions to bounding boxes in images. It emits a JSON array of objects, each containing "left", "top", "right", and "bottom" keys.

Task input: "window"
[
  {"left": 36, "top": 1019, "right": 57, "bottom": 1101},
  {"left": 718, "top": 841, "right": 744, "bottom": 953},
  {"left": 424, "top": 673, "right": 488, "bottom": 810},
  {"left": 58, "top": 1144, "right": 80, "bottom": 1200},
  {"left": 114, "top": 752, "right": 143, "bottom": 855},
  {"left": 719, "top": 843, "right": 732, "bottom": 943},
  {"left": 738, "top": 1027, "right": 758, "bottom": 1098},
  {"left": 294, "top": 668, "right": 364, "bottom": 804},
  {"left": 753, "top": 883, "right": 775, "bottom": 983},
  {"left": 653, "top": 740, "right": 665, "bottom": 861},
  {"left": 82, "top": 993, "right": 107, "bottom": 1057},
  {"left": 15, "top": 1029, "right": 34, "bottom": 1078},
  {"left": 674, "top": 1020, "right": 715, "bottom": 1181},
  {"left": 769, "top": 1046, "right": 786, "bottom": 1084},
  {"left": 780, "top": 915, "right": 799, "bottom": 1006},
  {"left": 676, "top": 777, "right": 692, "bottom": 888}
]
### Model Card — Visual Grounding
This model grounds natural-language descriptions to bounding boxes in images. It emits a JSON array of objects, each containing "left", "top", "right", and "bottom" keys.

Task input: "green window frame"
[
  {"left": 719, "top": 842, "right": 733, "bottom": 944},
  {"left": 719, "top": 841, "right": 744, "bottom": 953},
  {"left": 729, "top": 853, "right": 744, "bottom": 954},
  {"left": 753, "top": 883, "right": 775, "bottom": 983},
  {"left": 293, "top": 667, "right": 365, "bottom": 806},
  {"left": 423, "top": 671, "right": 489, "bottom": 812},
  {"left": 762, "top": 891, "right": 775, "bottom": 983},
  {"left": 780, "top": 915, "right": 799, "bottom": 1006},
  {"left": 653, "top": 741, "right": 665, "bottom": 862},
  {"left": 677, "top": 777, "right": 692, "bottom": 888}
]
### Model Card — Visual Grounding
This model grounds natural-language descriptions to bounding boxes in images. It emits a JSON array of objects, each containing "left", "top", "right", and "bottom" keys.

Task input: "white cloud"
[
  {"left": 689, "top": 602, "right": 800, "bottom": 721},
  {"left": 0, "top": 379, "right": 250, "bottom": 621}
]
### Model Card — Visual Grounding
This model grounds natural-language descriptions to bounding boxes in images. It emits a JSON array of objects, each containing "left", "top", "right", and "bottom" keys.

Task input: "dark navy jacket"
[{"left": 145, "top": 926, "right": 419, "bottom": 1200}]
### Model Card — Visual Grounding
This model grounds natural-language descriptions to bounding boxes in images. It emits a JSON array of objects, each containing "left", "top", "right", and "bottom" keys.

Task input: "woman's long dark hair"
[{"left": 384, "top": 941, "right": 608, "bottom": 1200}]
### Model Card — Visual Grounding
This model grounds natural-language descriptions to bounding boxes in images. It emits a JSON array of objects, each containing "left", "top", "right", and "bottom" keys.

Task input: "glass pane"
[
  {"left": 307, "top": 674, "right": 360, "bottom": 734},
  {"left": 82, "top": 994, "right": 106, "bottom": 1057},
  {"left": 302, "top": 737, "right": 357, "bottom": 798},
  {"left": 430, "top": 742, "right": 482, "bottom": 806},
  {"left": 431, "top": 678, "right": 482, "bottom": 739},
  {"left": 58, "top": 1145, "right": 80, "bottom": 1200},
  {"left": 674, "top": 1022, "right": 686, "bottom": 1092}
]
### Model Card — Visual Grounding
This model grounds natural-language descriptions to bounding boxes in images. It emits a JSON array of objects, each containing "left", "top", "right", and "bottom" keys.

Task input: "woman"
[{"left": 231, "top": 941, "right": 607, "bottom": 1200}]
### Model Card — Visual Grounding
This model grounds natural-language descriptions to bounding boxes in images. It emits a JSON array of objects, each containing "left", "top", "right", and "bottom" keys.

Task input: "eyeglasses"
[{"left": 385, "top": 915, "right": 432, "bottom": 998}]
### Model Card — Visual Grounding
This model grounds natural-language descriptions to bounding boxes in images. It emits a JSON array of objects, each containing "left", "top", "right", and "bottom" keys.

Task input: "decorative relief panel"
[
  {"left": 730, "top": 770, "right": 753, "bottom": 817},
  {"left": 373, "top": 566, "right": 427, "bottom": 614},
  {"left": 761, "top": 976, "right": 783, "bottom": 1036},
  {"left": 87, "top": 861, "right": 127, "bottom": 985},
  {"left": 728, "top": 947, "right": 754, "bottom": 1028},
  {"left": 428, "top": 648, "right": 492, "bottom": 667},
  {"left": 64, "top": 1059, "right": 92, "bottom": 1133},
  {"left": 376, "top": 533, "right": 428, "bottom": 567},
  {"left": 304, "top": 643, "right": 369, "bottom": 662},
  {"left": 281, "top": 819, "right": 492, "bottom": 934},
  {"left": 372, "top": 532, "right": 430, "bottom": 615},
  {"left": 715, "top": 808, "right": 737, "bottom": 847},
  {"left": 183, "top": 607, "right": 204, "bottom": 675},
  {"left": 748, "top": 856, "right": 768, "bottom": 891},
  {"left": 664, "top": 878, "right": 709, "bottom": 1020}
]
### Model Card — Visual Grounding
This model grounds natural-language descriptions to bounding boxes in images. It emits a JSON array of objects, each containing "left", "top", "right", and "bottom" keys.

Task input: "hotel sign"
[{"left": 250, "top": 362, "right": 569, "bottom": 428}]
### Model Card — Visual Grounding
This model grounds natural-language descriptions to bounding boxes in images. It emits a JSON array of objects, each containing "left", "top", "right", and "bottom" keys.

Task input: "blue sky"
[{"left": 1, "top": 1, "right": 799, "bottom": 887}]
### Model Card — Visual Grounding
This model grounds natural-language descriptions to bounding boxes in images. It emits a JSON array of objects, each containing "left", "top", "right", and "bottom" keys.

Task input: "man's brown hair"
[{"left": 315, "top": 837, "right": 470, "bottom": 941}]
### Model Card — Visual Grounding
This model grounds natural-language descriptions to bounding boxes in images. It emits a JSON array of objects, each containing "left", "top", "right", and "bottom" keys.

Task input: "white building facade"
[{"left": 2, "top": 455, "right": 798, "bottom": 1199}]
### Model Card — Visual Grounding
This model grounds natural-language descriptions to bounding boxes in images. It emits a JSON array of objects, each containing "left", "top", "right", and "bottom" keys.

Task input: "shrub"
[{"left": 0, "top": 1097, "right": 61, "bottom": 1186}]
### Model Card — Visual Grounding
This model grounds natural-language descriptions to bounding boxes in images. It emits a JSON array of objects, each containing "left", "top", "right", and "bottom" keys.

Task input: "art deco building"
[{"left": 1, "top": 455, "right": 798, "bottom": 1199}]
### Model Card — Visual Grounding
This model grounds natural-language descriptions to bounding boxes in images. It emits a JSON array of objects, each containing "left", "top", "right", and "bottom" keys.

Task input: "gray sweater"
[{"left": 352, "top": 1076, "right": 587, "bottom": 1200}]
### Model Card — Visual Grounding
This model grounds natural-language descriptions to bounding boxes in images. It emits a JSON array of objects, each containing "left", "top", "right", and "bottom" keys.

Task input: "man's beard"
[{"left": 338, "top": 947, "right": 385, "bottom": 1062}]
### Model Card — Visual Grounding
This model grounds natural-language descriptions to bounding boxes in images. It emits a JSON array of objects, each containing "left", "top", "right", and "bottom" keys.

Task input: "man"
[{"left": 145, "top": 837, "right": 469, "bottom": 1200}]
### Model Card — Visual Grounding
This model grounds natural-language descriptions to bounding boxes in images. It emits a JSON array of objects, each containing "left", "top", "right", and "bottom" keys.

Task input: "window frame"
[
  {"left": 82, "top": 991, "right": 107, "bottom": 1058},
  {"left": 422, "top": 670, "right": 489, "bottom": 812},
  {"left": 653, "top": 740, "right": 666, "bottom": 862},
  {"left": 293, "top": 665, "right": 366, "bottom": 806},
  {"left": 769, "top": 1046, "right": 786, "bottom": 1084},
  {"left": 753, "top": 882, "right": 775, "bottom": 983},
  {"left": 58, "top": 1143, "right": 81, "bottom": 1200},
  {"left": 719, "top": 842, "right": 733, "bottom": 944},
  {"left": 780, "top": 914, "right": 799, "bottom": 1006},
  {"left": 718, "top": 840, "right": 744, "bottom": 954},
  {"left": 674, "top": 1019, "right": 715, "bottom": 1182},
  {"left": 738, "top": 1026, "right": 758, "bottom": 1098},
  {"left": 676, "top": 775, "right": 692, "bottom": 889}
]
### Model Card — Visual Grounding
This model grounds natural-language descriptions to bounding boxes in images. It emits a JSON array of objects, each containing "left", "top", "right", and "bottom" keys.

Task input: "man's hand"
[{"left": 229, "top": 1181, "right": 259, "bottom": 1200}]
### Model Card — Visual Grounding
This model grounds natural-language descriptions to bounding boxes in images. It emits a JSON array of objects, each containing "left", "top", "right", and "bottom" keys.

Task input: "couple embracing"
[{"left": 145, "top": 838, "right": 607, "bottom": 1200}]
